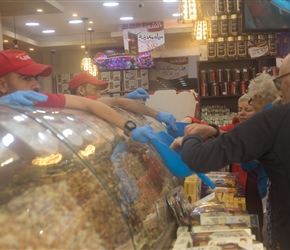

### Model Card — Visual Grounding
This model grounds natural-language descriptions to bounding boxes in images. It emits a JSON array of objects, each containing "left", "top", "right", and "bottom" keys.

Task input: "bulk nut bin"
[{"left": 0, "top": 100, "right": 180, "bottom": 250}]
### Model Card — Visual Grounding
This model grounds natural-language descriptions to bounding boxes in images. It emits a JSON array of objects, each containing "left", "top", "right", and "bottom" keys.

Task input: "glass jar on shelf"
[
  {"left": 237, "top": 36, "right": 247, "bottom": 58},
  {"left": 219, "top": 15, "right": 228, "bottom": 37},
  {"left": 207, "top": 38, "right": 217, "bottom": 60},
  {"left": 217, "top": 37, "right": 227, "bottom": 59},
  {"left": 227, "top": 37, "right": 237, "bottom": 59}
]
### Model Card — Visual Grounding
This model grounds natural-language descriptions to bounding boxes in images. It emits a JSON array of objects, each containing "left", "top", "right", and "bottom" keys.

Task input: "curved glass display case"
[{"left": 0, "top": 100, "right": 179, "bottom": 249}]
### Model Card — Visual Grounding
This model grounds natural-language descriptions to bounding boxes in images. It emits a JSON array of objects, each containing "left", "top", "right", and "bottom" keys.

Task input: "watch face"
[
  {"left": 126, "top": 121, "right": 136, "bottom": 130},
  {"left": 124, "top": 120, "right": 137, "bottom": 137}
]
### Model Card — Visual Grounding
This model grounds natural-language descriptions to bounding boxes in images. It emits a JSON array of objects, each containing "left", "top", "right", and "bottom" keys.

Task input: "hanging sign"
[
  {"left": 155, "top": 57, "right": 189, "bottom": 80},
  {"left": 123, "top": 21, "right": 165, "bottom": 53}
]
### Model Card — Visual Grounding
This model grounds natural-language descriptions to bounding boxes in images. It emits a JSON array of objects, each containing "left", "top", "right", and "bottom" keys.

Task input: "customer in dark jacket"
[{"left": 171, "top": 53, "right": 290, "bottom": 250}]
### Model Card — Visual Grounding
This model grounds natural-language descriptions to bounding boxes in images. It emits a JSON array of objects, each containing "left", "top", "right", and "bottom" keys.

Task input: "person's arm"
[
  {"left": 183, "top": 123, "right": 218, "bottom": 139},
  {"left": 64, "top": 94, "right": 127, "bottom": 129},
  {"left": 182, "top": 116, "right": 194, "bottom": 123},
  {"left": 98, "top": 96, "right": 177, "bottom": 130},
  {"left": 170, "top": 123, "right": 222, "bottom": 151},
  {"left": 62, "top": 95, "right": 157, "bottom": 142},
  {"left": 180, "top": 106, "right": 283, "bottom": 173},
  {"left": 98, "top": 96, "right": 158, "bottom": 118}
]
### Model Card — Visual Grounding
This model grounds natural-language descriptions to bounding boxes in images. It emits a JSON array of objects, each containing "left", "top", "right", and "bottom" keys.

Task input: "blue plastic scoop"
[
  {"left": 150, "top": 131, "right": 215, "bottom": 189},
  {"left": 166, "top": 122, "right": 190, "bottom": 138}
]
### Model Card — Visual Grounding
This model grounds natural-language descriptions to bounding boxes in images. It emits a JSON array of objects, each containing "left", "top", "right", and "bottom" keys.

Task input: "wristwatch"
[
  {"left": 124, "top": 120, "right": 137, "bottom": 136},
  {"left": 208, "top": 124, "right": 220, "bottom": 138}
]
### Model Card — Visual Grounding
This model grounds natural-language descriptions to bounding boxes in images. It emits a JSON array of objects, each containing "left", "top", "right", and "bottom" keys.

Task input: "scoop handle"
[{"left": 150, "top": 137, "right": 215, "bottom": 189}]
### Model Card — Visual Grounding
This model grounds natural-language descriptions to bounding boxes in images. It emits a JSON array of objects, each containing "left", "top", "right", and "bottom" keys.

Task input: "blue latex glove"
[
  {"left": 127, "top": 87, "right": 149, "bottom": 100},
  {"left": 131, "top": 125, "right": 157, "bottom": 143},
  {"left": 1, "top": 90, "right": 48, "bottom": 106},
  {"left": 156, "top": 111, "right": 178, "bottom": 131},
  {"left": 166, "top": 122, "right": 190, "bottom": 138}
]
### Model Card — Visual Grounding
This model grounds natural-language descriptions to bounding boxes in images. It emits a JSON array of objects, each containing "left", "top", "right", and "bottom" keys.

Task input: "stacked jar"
[
  {"left": 199, "top": 67, "right": 260, "bottom": 96},
  {"left": 207, "top": 0, "right": 277, "bottom": 59}
]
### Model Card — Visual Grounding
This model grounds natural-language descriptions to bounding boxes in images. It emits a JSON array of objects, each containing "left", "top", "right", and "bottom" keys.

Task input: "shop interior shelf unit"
[{"left": 196, "top": 56, "right": 276, "bottom": 120}]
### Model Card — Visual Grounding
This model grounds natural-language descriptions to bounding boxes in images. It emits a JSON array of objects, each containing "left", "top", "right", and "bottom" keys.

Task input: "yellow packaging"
[
  {"left": 234, "top": 197, "right": 246, "bottom": 211},
  {"left": 183, "top": 175, "right": 201, "bottom": 204}
]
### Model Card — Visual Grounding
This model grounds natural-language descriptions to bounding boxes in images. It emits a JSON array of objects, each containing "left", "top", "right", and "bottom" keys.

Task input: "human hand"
[
  {"left": 170, "top": 137, "right": 183, "bottom": 152},
  {"left": 127, "top": 87, "right": 149, "bottom": 100},
  {"left": 184, "top": 123, "right": 217, "bottom": 139},
  {"left": 1, "top": 90, "right": 48, "bottom": 106},
  {"left": 131, "top": 125, "right": 157, "bottom": 143},
  {"left": 156, "top": 111, "right": 177, "bottom": 130}
]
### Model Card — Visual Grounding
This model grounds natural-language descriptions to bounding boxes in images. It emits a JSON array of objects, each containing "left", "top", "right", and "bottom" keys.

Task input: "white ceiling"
[{"left": 1, "top": 0, "right": 196, "bottom": 51}]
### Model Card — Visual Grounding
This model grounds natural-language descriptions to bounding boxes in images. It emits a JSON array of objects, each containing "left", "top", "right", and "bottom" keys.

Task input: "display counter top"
[{"left": 0, "top": 101, "right": 179, "bottom": 249}]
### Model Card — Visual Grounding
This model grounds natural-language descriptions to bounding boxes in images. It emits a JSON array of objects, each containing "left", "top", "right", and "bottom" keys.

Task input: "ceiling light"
[
  {"left": 120, "top": 17, "right": 134, "bottom": 21},
  {"left": 3, "top": 40, "right": 8, "bottom": 43},
  {"left": 81, "top": 45, "right": 85, "bottom": 48},
  {"left": 42, "top": 30, "right": 55, "bottom": 33},
  {"left": 163, "top": 0, "right": 178, "bottom": 2},
  {"left": 80, "top": 18, "right": 97, "bottom": 76},
  {"left": 68, "top": 19, "right": 83, "bottom": 24},
  {"left": 72, "top": 13, "right": 78, "bottom": 17},
  {"left": 25, "top": 22, "right": 39, "bottom": 26},
  {"left": 178, "top": 0, "right": 198, "bottom": 23},
  {"left": 172, "top": 13, "right": 181, "bottom": 17},
  {"left": 37, "top": 9, "right": 43, "bottom": 12},
  {"left": 29, "top": 48, "right": 34, "bottom": 51},
  {"left": 89, "top": 21, "right": 93, "bottom": 24},
  {"left": 103, "top": 2, "right": 119, "bottom": 6}
]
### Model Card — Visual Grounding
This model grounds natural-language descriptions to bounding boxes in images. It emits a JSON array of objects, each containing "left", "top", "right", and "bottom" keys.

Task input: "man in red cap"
[
  {"left": 67, "top": 72, "right": 178, "bottom": 130},
  {"left": 68, "top": 72, "right": 149, "bottom": 100},
  {"left": 0, "top": 49, "right": 157, "bottom": 143}
]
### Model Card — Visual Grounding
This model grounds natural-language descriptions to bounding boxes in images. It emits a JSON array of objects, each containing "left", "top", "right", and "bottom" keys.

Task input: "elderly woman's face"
[{"left": 238, "top": 100, "right": 256, "bottom": 123}]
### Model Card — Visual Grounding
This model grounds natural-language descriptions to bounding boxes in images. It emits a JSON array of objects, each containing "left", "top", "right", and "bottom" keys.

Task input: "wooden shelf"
[{"left": 200, "top": 95, "right": 242, "bottom": 100}]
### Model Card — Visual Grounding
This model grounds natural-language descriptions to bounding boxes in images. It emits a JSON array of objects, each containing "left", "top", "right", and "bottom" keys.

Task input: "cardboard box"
[
  {"left": 198, "top": 212, "right": 261, "bottom": 242},
  {"left": 190, "top": 223, "right": 252, "bottom": 236},
  {"left": 190, "top": 230, "right": 253, "bottom": 249}
]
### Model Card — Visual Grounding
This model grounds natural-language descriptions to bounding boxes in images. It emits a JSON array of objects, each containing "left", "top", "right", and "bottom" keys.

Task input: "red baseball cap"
[
  {"left": 0, "top": 49, "right": 52, "bottom": 77},
  {"left": 68, "top": 73, "right": 108, "bottom": 91}
]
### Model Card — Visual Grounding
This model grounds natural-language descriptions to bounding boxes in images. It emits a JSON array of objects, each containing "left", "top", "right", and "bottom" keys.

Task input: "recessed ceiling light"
[
  {"left": 29, "top": 48, "right": 34, "bottom": 51},
  {"left": 120, "top": 17, "right": 134, "bottom": 21},
  {"left": 81, "top": 45, "right": 85, "bottom": 48},
  {"left": 103, "top": 2, "right": 119, "bottom": 7},
  {"left": 172, "top": 13, "right": 181, "bottom": 17},
  {"left": 89, "top": 21, "right": 93, "bottom": 24},
  {"left": 72, "top": 13, "right": 78, "bottom": 17},
  {"left": 3, "top": 40, "right": 8, "bottom": 43},
  {"left": 37, "top": 9, "right": 43, "bottom": 12},
  {"left": 68, "top": 19, "right": 83, "bottom": 24},
  {"left": 42, "top": 30, "right": 55, "bottom": 33},
  {"left": 25, "top": 22, "right": 39, "bottom": 26}
]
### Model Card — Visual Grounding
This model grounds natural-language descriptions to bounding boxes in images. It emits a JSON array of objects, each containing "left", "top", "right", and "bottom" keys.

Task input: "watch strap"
[
  {"left": 124, "top": 120, "right": 137, "bottom": 137},
  {"left": 208, "top": 124, "right": 220, "bottom": 138}
]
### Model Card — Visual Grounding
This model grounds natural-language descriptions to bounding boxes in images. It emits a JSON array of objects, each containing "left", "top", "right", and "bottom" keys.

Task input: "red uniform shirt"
[{"left": 35, "top": 92, "right": 66, "bottom": 108}]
